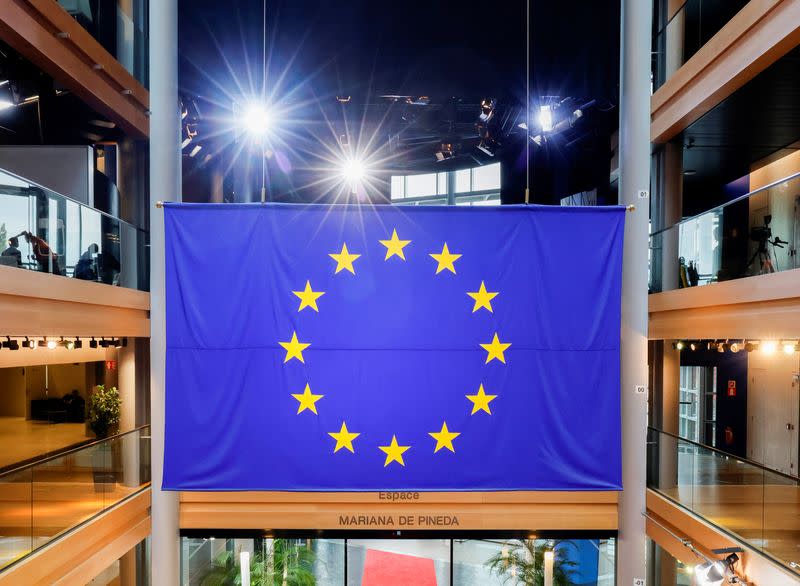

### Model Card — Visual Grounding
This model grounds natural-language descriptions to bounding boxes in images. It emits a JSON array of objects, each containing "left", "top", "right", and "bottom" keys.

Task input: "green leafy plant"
[
  {"left": 200, "top": 539, "right": 316, "bottom": 586},
  {"left": 88, "top": 385, "right": 121, "bottom": 438},
  {"left": 486, "top": 540, "right": 579, "bottom": 586}
]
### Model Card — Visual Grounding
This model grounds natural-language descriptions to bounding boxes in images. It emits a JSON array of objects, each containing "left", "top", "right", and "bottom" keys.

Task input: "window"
[
  {"left": 391, "top": 164, "right": 501, "bottom": 206},
  {"left": 405, "top": 173, "right": 438, "bottom": 198},
  {"left": 471, "top": 163, "right": 501, "bottom": 192}
]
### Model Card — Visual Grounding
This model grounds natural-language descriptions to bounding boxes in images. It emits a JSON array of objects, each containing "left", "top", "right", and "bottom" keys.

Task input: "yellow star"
[
  {"left": 429, "top": 422, "right": 461, "bottom": 453},
  {"left": 379, "top": 435, "right": 411, "bottom": 467},
  {"left": 467, "top": 281, "right": 498, "bottom": 313},
  {"left": 292, "top": 281, "right": 325, "bottom": 312},
  {"left": 466, "top": 384, "right": 497, "bottom": 415},
  {"left": 329, "top": 243, "right": 361, "bottom": 274},
  {"left": 430, "top": 243, "right": 462, "bottom": 274},
  {"left": 379, "top": 229, "right": 411, "bottom": 261},
  {"left": 279, "top": 331, "right": 310, "bottom": 363},
  {"left": 480, "top": 332, "right": 511, "bottom": 364},
  {"left": 291, "top": 383, "right": 324, "bottom": 414},
  {"left": 328, "top": 422, "right": 360, "bottom": 453}
]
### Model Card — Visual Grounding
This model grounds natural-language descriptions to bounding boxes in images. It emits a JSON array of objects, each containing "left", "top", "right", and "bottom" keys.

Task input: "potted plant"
[
  {"left": 486, "top": 539, "right": 579, "bottom": 585},
  {"left": 88, "top": 384, "right": 121, "bottom": 439},
  {"left": 200, "top": 539, "right": 316, "bottom": 586}
]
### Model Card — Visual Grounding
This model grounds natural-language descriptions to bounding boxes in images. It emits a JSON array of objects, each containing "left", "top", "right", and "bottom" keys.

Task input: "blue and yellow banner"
[{"left": 163, "top": 203, "right": 624, "bottom": 491}]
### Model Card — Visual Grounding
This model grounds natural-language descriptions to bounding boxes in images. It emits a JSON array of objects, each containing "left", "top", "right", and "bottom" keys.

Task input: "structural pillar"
[
  {"left": 618, "top": 0, "right": 652, "bottom": 583},
  {"left": 150, "top": 0, "right": 181, "bottom": 583}
]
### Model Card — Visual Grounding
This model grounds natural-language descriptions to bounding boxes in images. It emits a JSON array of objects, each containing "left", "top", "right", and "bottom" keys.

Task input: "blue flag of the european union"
[{"left": 163, "top": 203, "right": 624, "bottom": 491}]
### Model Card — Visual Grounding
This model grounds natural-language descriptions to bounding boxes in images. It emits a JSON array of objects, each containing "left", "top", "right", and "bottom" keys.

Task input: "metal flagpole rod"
[{"left": 617, "top": 0, "right": 651, "bottom": 582}]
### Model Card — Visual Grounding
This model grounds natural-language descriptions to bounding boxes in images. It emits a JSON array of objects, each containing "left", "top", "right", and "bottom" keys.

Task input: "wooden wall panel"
[
  {"left": 180, "top": 491, "right": 619, "bottom": 532},
  {"left": 0, "top": 266, "right": 150, "bottom": 337},
  {"left": 0, "top": 0, "right": 149, "bottom": 138},
  {"left": 651, "top": 0, "right": 800, "bottom": 143},
  {"left": 0, "top": 489, "right": 150, "bottom": 586},
  {"left": 648, "top": 269, "right": 800, "bottom": 340}
]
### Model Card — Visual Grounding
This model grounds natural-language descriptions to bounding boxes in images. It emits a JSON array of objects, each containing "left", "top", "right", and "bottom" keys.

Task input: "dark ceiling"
[
  {"left": 681, "top": 44, "right": 800, "bottom": 210},
  {"left": 178, "top": 0, "right": 621, "bottom": 203}
]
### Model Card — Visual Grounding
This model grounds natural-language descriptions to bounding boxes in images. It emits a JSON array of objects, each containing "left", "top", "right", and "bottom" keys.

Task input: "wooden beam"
[
  {"left": 648, "top": 269, "right": 800, "bottom": 339},
  {"left": 180, "top": 491, "right": 619, "bottom": 532},
  {"left": 651, "top": 0, "right": 800, "bottom": 143},
  {"left": 0, "top": 489, "right": 150, "bottom": 586},
  {"left": 0, "top": 0, "right": 149, "bottom": 138},
  {"left": 0, "top": 266, "right": 150, "bottom": 337}
]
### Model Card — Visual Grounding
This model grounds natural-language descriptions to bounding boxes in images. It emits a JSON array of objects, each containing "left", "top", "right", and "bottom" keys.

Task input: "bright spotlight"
[
  {"left": 242, "top": 103, "right": 272, "bottom": 137},
  {"left": 783, "top": 342, "right": 796, "bottom": 355},
  {"left": 539, "top": 105, "right": 553, "bottom": 132},
  {"left": 46, "top": 339, "right": 57, "bottom": 350},
  {"left": 0, "top": 99, "right": 14, "bottom": 111},
  {"left": 340, "top": 158, "right": 366, "bottom": 183},
  {"left": 761, "top": 340, "right": 777, "bottom": 355}
]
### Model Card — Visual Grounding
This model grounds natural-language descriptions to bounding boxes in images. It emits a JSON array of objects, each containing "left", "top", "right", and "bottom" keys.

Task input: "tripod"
[{"left": 746, "top": 235, "right": 786, "bottom": 275}]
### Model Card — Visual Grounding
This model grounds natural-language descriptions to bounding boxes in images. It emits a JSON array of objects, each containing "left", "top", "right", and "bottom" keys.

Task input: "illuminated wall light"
[
  {"left": 674, "top": 340, "right": 685, "bottom": 351},
  {"left": 539, "top": 105, "right": 554, "bottom": 132},
  {"left": 707, "top": 341, "right": 718, "bottom": 351},
  {"left": 242, "top": 103, "right": 272, "bottom": 138},
  {"left": 46, "top": 339, "right": 57, "bottom": 350},
  {"left": 729, "top": 342, "right": 740, "bottom": 353},
  {"left": 65, "top": 340, "right": 75, "bottom": 351},
  {"left": 783, "top": 341, "right": 796, "bottom": 355},
  {"left": 761, "top": 341, "right": 778, "bottom": 355},
  {"left": 21, "top": 337, "right": 37, "bottom": 349},
  {"left": 689, "top": 342, "right": 698, "bottom": 351}
]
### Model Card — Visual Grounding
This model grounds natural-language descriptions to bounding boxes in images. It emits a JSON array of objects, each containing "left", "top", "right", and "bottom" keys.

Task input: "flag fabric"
[{"left": 163, "top": 203, "right": 625, "bottom": 491}]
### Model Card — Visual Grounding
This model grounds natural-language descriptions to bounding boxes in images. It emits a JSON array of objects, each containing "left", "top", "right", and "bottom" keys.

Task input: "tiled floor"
[{"left": 0, "top": 417, "right": 89, "bottom": 469}]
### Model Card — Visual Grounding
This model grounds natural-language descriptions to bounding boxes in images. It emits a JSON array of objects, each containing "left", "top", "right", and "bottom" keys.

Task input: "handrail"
[
  {"left": 0, "top": 165, "right": 143, "bottom": 232},
  {"left": 649, "top": 170, "right": 800, "bottom": 238},
  {"left": 648, "top": 426, "right": 800, "bottom": 483},
  {"left": 0, "top": 424, "right": 150, "bottom": 478}
]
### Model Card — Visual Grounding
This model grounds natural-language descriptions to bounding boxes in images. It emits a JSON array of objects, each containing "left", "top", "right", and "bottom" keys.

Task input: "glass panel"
[
  {"left": 649, "top": 173, "right": 800, "bottom": 293},
  {"left": 57, "top": 0, "right": 149, "bottom": 86},
  {"left": 0, "top": 427, "right": 149, "bottom": 570},
  {"left": 405, "top": 173, "right": 438, "bottom": 198},
  {"left": 455, "top": 169, "right": 471, "bottom": 193},
  {"left": 437, "top": 172, "right": 448, "bottom": 196},
  {"left": 471, "top": 163, "right": 501, "bottom": 192},
  {"left": 0, "top": 468, "right": 32, "bottom": 570},
  {"left": 0, "top": 167, "right": 147, "bottom": 290},
  {"left": 390, "top": 176, "right": 405, "bottom": 200},
  {"left": 182, "top": 537, "right": 340, "bottom": 586},
  {"left": 652, "top": 0, "right": 750, "bottom": 91},
  {"left": 347, "top": 539, "right": 450, "bottom": 586},
  {"left": 647, "top": 427, "right": 800, "bottom": 575}
]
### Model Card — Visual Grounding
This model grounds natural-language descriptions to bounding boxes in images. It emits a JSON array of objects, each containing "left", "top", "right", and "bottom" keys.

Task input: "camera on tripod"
[{"left": 746, "top": 215, "right": 788, "bottom": 275}]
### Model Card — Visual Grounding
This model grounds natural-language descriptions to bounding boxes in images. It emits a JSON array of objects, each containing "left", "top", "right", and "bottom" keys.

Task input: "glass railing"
[
  {"left": 652, "top": 0, "right": 750, "bottom": 91},
  {"left": 649, "top": 172, "right": 800, "bottom": 293},
  {"left": 647, "top": 427, "right": 800, "bottom": 574},
  {"left": 56, "top": 0, "right": 149, "bottom": 87},
  {"left": 0, "top": 168, "right": 149, "bottom": 291},
  {"left": 0, "top": 425, "right": 150, "bottom": 571}
]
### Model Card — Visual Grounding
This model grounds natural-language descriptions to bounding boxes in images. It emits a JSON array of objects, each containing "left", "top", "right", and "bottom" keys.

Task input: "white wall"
[
  {"left": 747, "top": 350, "right": 800, "bottom": 475},
  {"left": 0, "top": 146, "right": 94, "bottom": 205}
]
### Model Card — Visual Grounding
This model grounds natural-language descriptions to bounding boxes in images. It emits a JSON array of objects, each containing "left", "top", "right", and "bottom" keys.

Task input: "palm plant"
[
  {"left": 199, "top": 539, "right": 316, "bottom": 586},
  {"left": 486, "top": 540, "right": 579, "bottom": 586}
]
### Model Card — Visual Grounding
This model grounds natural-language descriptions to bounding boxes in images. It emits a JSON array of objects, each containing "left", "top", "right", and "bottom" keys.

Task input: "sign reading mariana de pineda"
[{"left": 162, "top": 202, "right": 625, "bottom": 492}]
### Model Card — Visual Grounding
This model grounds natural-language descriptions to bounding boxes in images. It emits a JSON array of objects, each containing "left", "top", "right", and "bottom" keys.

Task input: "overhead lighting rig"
[{"left": 0, "top": 337, "right": 127, "bottom": 350}]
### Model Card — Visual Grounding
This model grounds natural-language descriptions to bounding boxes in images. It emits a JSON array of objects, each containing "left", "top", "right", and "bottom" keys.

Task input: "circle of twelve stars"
[{"left": 279, "top": 229, "right": 510, "bottom": 468}]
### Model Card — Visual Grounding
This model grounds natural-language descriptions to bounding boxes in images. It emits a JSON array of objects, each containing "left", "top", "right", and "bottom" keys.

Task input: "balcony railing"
[
  {"left": 652, "top": 0, "right": 750, "bottom": 91},
  {"left": 0, "top": 425, "right": 150, "bottom": 571},
  {"left": 0, "top": 167, "right": 149, "bottom": 291},
  {"left": 647, "top": 427, "right": 800, "bottom": 574},
  {"left": 649, "top": 172, "right": 800, "bottom": 293}
]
